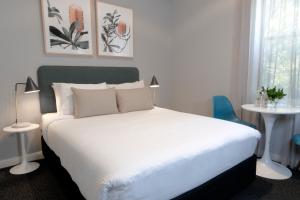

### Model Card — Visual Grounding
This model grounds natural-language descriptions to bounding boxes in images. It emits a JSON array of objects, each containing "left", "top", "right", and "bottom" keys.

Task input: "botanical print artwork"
[
  {"left": 41, "top": 0, "right": 93, "bottom": 55},
  {"left": 96, "top": 2, "right": 133, "bottom": 57}
]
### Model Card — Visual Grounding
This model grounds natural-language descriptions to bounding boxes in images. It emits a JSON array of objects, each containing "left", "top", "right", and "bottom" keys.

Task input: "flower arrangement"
[
  {"left": 266, "top": 87, "right": 287, "bottom": 103},
  {"left": 258, "top": 86, "right": 286, "bottom": 107}
]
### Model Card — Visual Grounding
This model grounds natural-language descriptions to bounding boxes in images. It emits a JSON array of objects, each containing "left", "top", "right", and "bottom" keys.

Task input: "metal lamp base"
[{"left": 10, "top": 162, "right": 40, "bottom": 175}]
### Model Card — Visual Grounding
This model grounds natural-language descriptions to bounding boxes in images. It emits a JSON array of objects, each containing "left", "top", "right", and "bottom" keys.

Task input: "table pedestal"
[
  {"left": 10, "top": 132, "right": 39, "bottom": 175},
  {"left": 257, "top": 113, "right": 292, "bottom": 180}
]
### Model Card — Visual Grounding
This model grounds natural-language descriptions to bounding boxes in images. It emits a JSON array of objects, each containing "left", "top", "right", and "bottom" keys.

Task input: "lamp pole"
[{"left": 14, "top": 83, "right": 25, "bottom": 125}]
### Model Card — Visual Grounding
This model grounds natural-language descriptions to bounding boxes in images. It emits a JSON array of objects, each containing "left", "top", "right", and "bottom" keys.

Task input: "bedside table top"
[{"left": 3, "top": 123, "right": 40, "bottom": 133}]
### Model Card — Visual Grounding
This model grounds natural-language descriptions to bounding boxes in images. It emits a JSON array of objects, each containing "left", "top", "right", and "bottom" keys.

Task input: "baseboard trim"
[{"left": 0, "top": 151, "right": 44, "bottom": 169}]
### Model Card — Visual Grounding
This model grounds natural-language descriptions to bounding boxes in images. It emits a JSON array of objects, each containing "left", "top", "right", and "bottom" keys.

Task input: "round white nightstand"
[
  {"left": 242, "top": 104, "right": 300, "bottom": 180},
  {"left": 3, "top": 123, "right": 40, "bottom": 175}
]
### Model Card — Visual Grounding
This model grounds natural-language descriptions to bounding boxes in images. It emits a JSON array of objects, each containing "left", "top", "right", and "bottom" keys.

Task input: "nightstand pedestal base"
[
  {"left": 10, "top": 162, "right": 40, "bottom": 175},
  {"left": 3, "top": 123, "right": 40, "bottom": 175},
  {"left": 256, "top": 159, "right": 292, "bottom": 180}
]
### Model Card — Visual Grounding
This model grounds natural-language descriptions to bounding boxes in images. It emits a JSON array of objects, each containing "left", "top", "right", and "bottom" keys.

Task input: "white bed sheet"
[{"left": 42, "top": 107, "right": 260, "bottom": 200}]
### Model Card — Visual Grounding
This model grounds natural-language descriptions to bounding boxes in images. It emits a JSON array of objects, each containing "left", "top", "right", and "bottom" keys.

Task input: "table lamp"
[
  {"left": 13, "top": 77, "right": 39, "bottom": 128},
  {"left": 150, "top": 76, "right": 159, "bottom": 88},
  {"left": 150, "top": 76, "right": 159, "bottom": 105}
]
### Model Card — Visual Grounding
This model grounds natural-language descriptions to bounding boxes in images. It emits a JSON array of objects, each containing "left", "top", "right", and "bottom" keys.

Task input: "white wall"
[
  {"left": 1, "top": 0, "right": 267, "bottom": 168},
  {"left": 170, "top": 0, "right": 243, "bottom": 116},
  {"left": 0, "top": 0, "right": 173, "bottom": 162}
]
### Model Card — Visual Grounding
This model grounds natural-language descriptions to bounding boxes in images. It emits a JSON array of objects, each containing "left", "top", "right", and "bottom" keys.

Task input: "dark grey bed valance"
[{"left": 37, "top": 66, "right": 139, "bottom": 114}]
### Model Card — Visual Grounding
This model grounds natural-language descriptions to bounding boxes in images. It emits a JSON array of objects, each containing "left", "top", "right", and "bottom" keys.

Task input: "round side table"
[
  {"left": 3, "top": 123, "right": 40, "bottom": 175},
  {"left": 242, "top": 104, "right": 300, "bottom": 180}
]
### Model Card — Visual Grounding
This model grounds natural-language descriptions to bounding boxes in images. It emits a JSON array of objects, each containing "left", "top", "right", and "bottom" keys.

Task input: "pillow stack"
[
  {"left": 52, "top": 80, "right": 154, "bottom": 118},
  {"left": 52, "top": 82, "right": 107, "bottom": 115}
]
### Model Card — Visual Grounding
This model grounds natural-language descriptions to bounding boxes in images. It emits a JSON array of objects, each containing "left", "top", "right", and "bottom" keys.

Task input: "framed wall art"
[
  {"left": 96, "top": 1, "right": 133, "bottom": 57},
  {"left": 41, "top": 0, "right": 93, "bottom": 55}
]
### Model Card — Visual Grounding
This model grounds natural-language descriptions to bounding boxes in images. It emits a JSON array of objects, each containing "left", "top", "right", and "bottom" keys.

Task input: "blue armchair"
[{"left": 212, "top": 96, "right": 256, "bottom": 129}]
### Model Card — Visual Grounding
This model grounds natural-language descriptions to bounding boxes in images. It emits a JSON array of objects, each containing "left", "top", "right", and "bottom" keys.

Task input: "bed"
[{"left": 38, "top": 66, "right": 261, "bottom": 200}]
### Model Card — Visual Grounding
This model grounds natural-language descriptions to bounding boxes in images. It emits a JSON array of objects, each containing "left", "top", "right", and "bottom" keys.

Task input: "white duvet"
[{"left": 42, "top": 107, "right": 260, "bottom": 200}]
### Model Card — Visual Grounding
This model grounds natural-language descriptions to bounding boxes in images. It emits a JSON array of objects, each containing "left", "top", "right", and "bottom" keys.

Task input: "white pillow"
[
  {"left": 52, "top": 84, "right": 62, "bottom": 114},
  {"left": 107, "top": 80, "right": 144, "bottom": 89},
  {"left": 52, "top": 83, "right": 107, "bottom": 115}
]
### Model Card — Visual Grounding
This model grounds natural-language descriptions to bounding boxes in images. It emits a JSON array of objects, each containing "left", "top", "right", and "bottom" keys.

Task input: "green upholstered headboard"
[{"left": 37, "top": 66, "right": 139, "bottom": 114}]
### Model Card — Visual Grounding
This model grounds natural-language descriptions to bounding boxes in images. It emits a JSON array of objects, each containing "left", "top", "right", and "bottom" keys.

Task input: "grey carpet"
[
  {"left": 0, "top": 160, "right": 299, "bottom": 200},
  {"left": 232, "top": 169, "right": 300, "bottom": 200}
]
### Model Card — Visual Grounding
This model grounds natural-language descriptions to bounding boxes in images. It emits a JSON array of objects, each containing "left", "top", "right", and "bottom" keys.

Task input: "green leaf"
[
  {"left": 69, "top": 21, "right": 80, "bottom": 37},
  {"left": 103, "top": 16, "right": 111, "bottom": 20},
  {"left": 74, "top": 31, "right": 88, "bottom": 43},
  {"left": 62, "top": 27, "right": 71, "bottom": 40},
  {"left": 49, "top": 26, "right": 71, "bottom": 42},
  {"left": 48, "top": 12, "right": 62, "bottom": 21},
  {"left": 50, "top": 7, "right": 60, "bottom": 13},
  {"left": 113, "top": 18, "right": 120, "bottom": 24},
  {"left": 103, "top": 26, "right": 109, "bottom": 34},
  {"left": 101, "top": 33, "right": 107, "bottom": 43},
  {"left": 266, "top": 86, "right": 286, "bottom": 101},
  {"left": 76, "top": 41, "right": 89, "bottom": 49},
  {"left": 74, "top": 32, "right": 81, "bottom": 44},
  {"left": 50, "top": 39, "right": 70, "bottom": 46}
]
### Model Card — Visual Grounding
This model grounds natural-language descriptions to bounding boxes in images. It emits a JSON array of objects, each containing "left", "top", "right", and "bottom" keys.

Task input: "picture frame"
[
  {"left": 41, "top": 0, "right": 93, "bottom": 55},
  {"left": 96, "top": 1, "right": 133, "bottom": 57}
]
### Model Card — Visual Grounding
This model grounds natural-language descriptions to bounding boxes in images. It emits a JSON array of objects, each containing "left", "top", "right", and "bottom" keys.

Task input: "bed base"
[{"left": 42, "top": 136, "right": 256, "bottom": 200}]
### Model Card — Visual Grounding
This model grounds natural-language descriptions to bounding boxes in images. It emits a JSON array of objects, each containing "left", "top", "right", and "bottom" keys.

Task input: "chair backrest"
[
  {"left": 212, "top": 96, "right": 238, "bottom": 120},
  {"left": 292, "top": 134, "right": 300, "bottom": 146}
]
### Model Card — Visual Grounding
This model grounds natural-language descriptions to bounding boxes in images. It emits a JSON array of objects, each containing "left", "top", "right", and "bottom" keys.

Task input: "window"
[{"left": 256, "top": 0, "right": 300, "bottom": 106}]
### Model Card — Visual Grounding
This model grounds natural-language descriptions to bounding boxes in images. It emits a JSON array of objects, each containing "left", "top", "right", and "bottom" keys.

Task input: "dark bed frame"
[{"left": 38, "top": 66, "right": 257, "bottom": 200}]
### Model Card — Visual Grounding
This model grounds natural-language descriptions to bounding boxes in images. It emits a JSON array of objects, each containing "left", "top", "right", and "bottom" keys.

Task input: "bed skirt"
[{"left": 41, "top": 136, "right": 256, "bottom": 200}]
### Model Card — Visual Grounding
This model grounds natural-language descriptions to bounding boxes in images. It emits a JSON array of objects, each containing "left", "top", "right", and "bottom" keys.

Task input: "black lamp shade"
[
  {"left": 150, "top": 76, "right": 159, "bottom": 88},
  {"left": 24, "top": 77, "right": 39, "bottom": 93}
]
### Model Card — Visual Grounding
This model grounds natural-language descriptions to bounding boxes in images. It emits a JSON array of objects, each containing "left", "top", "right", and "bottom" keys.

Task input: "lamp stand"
[
  {"left": 152, "top": 88, "right": 157, "bottom": 106},
  {"left": 14, "top": 83, "right": 30, "bottom": 129}
]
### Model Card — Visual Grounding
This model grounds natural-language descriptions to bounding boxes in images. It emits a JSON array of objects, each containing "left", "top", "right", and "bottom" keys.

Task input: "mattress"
[{"left": 42, "top": 107, "right": 261, "bottom": 200}]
